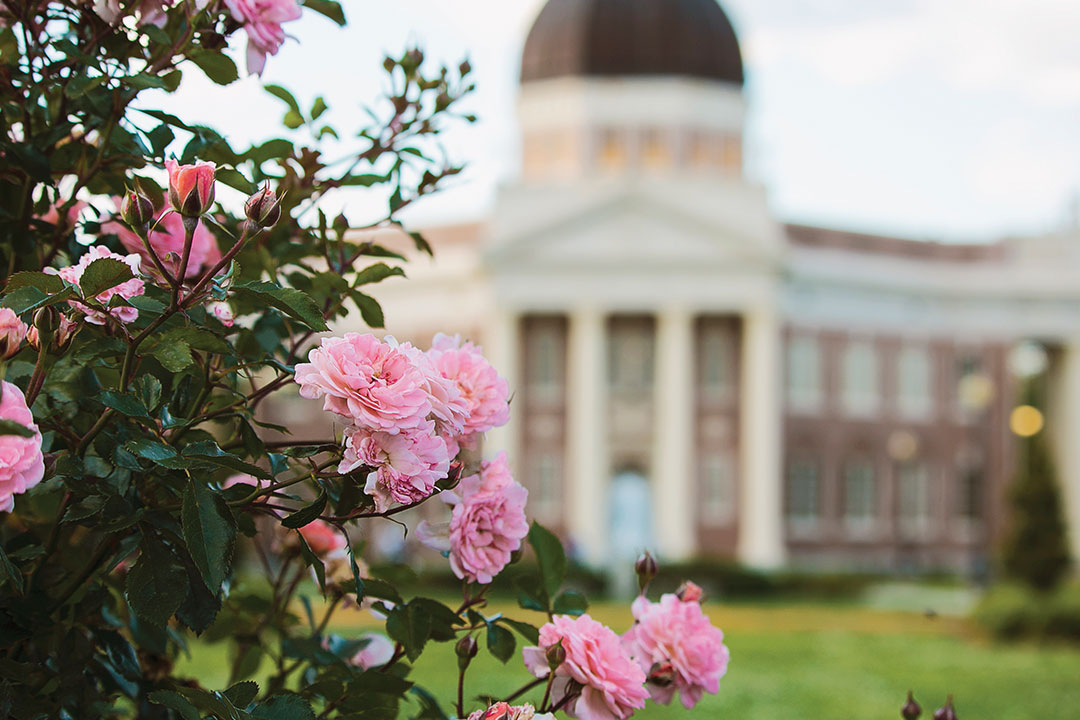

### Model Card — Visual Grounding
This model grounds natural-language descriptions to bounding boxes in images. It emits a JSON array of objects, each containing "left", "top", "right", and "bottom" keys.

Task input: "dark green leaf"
[
  {"left": 224, "top": 680, "right": 259, "bottom": 708},
  {"left": 178, "top": 687, "right": 241, "bottom": 719},
  {"left": 1, "top": 285, "right": 74, "bottom": 314},
  {"left": 310, "top": 96, "right": 328, "bottom": 120},
  {"left": 182, "top": 481, "right": 236, "bottom": 592},
  {"left": 251, "top": 693, "right": 316, "bottom": 720},
  {"left": 409, "top": 686, "right": 450, "bottom": 720},
  {"left": 148, "top": 690, "right": 201, "bottom": 720},
  {"left": 216, "top": 167, "right": 255, "bottom": 194},
  {"left": 182, "top": 440, "right": 274, "bottom": 482},
  {"left": 497, "top": 617, "right": 540, "bottom": 645},
  {"left": 147, "top": 336, "right": 193, "bottom": 372},
  {"left": 264, "top": 84, "right": 301, "bottom": 114},
  {"left": 295, "top": 531, "right": 326, "bottom": 592},
  {"left": 234, "top": 281, "right": 328, "bottom": 331},
  {"left": 281, "top": 488, "right": 327, "bottom": 529},
  {"left": 79, "top": 257, "right": 134, "bottom": 297},
  {"left": 190, "top": 50, "right": 239, "bottom": 85},
  {"left": 4, "top": 271, "right": 64, "bottom": 294},
  {"left": 485, "top": 622, "right": 516, "bottom": 663},
  {"left": 0, "top": 419, "right": 34, "bottom": 438},
  {"left": 98, "top": 391, "right": 153, "bottom": 421},
  {"left": 528, "top": 522, "right": 566, "bottom": 601},
  {"left": 351, "top": 291, "right": 384, "bottom": 328},
  {"left": 0, "top": 544, "right": 24, "bottom": 594},
  {"left": 553, "top": 590, "right": 588, "bottom": 616},
  {"left": 354, "top": 263, "right": 404, "bottom": 286},
  {"left": 303, "top": 0, "right": 346, "bottom": 25},
  {"left": 126, "top": 538, "right": 188, "bottom": 626},
  {"left": 63, "top": 495, "right": 107, "bottom": 523}
]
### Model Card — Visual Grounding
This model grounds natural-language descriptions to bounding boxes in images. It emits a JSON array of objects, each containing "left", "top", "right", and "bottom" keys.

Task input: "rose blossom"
[
  {"left": 293, "top": 519, "right": 346, "bottom": 558},
  {"left": 103, "top": 197, "right": 221, "bottom": 279},
  {"left": 426, "top": 333, "right": 510, "bottom": 447},
  {"left": 467, "top": 703, "right": 554, "bottom": 720},
  {"left": 0, "top": 308, "right": 28, "bottom": 360},
  {"left": 392, "top": 338, "right": 469, "bottom": 455},
  {"left": 622, "top": 589, "right": 729, "bottom": 709},
  {"left": 340, "top": 421, "right": 450, "bottom": 512},
  {"left": 294, "top": 333, "right": 433, "bottom": 431},
  {"left": 46, "top": 245, "right": 145, "bottom": 325},
  {"left": 0, "top": 381, "right": 46, "bottom": 513},
  {"left": 419, "top": 452, "right": 528, "bottom": 584},
  {"left": 208, "top": 301, "right": 234, "bottom": 327},
  {"left": 224, "top": 0, "right": 303, "bottom": 75},
  {"left": 522, "top": 615, "right": 649, "bottom": 720},
  {"left": 39, "top": 199, "right": 87, "bottom": 235},
  {"left": 349, "top": 633, "right": 395, "bottom": 670},
  {"left": 165, "top": 159, "right": 216, "bottom": 217}
]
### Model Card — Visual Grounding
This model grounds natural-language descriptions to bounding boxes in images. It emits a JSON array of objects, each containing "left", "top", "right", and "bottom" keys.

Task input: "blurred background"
[{"left": 172, "top": 1, "right": 1080, "bottom": 716}]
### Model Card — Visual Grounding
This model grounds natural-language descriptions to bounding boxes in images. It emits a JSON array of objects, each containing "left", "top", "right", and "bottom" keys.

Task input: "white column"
[
  {"left": 653, "top": 307, "right": 697, "bottom": 560},
  {"left": 484, "top": 308, "right": 520, "bottom": 469},
  {"left": 1053, "top": 342, "right": 1080, "bottom": 565},
  {"left": 567, "top": 307, "right": 608, "bottom": 567},
  {"left": 737, "top": 306, "right": 786, "bottom": 568}
]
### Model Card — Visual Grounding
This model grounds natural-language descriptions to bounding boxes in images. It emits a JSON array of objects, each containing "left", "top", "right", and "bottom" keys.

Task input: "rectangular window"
[
  {"left": 956, "top": 464, "right": 983, "bottom": 520},
  {"left": 528, "top": 451, "right": 562, "bottom": 521},
  {"left": 954, "top": 350, "right": 990, "bottom": 417},
  {"left": 699, "top": 319, "right": 736, "bottom": 401},
  {"left": 524, "top": 317, "right": 566, "bottom": 399},
  {"left": 897, "top": 461, "right": 932, "bottom": 537},
  {"left": 786, "top": 458, "right": 820, "bottom": 533},
  {"left": 897, "top": 345, "right": 932, "bottom": 419},
  {"left": 701, "top": 452, "right": 735, "bottom": 525},
  {"left": 843, "top": 458, "right": 876, "bottom": 533},
  {"left": 608, "top": 317, "right": 655, "bottom": 393},
  {"left": 842, "top": 340, "right": 879, "bottom": 416},
  {"left": 786, "top": 335, "right": 822, "bottom": 412}
]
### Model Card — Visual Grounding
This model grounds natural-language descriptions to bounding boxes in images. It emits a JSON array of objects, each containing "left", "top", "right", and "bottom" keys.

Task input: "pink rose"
[
  {"left": 224, "top": 0, "right": 303, "bottom": 75},
  {"left": 103, "top": 196, "right": 221, "bottom": 279},
  {"left": 523, "top": 615, "right": 649, "bottom": 720},
  {"left": 422, "top": 452, "right": 528, "bottom": 584},
  {"left": 622, "top": 591, "right": 729, "bottom": 709},
  {"left": 426, "top": 333, "right": 510, "bottom": 448},
  {"left": 467, "top": 703, "right": 553, "bottom": 720},
  {"left": 393, "top": 338, "right": 469, "bottom": 454},
  {"left": 348, "top": 633, "right": 395, "bottom": 670},
  {"left": 0, "top": 308, "right": 28, "bottom": 359},
  {"left": 340, "top": 421, "right": 450, "bottom": 512},
  {"left": 39, "top": 200, "right": 87, "bottom": 235},
  {"left": 47, "top": 245, "right": 145, "bottom": 325},
  {"left": 165, "top": 159, "right": 216, "bottom": 217},
  {"left": 294, "top": 333, "right": 433, "bottom": 431},
  {"left": 208, "top": 301, "right": 234, "bottom": 327},
  {"left": 295, "top": 519, "right": 346, "bottom": 558},
  {"left": 26, "top": 315, "right": 77, "bottom": 351},
  {"left": 0, "top": 381, "right": 45, "bottom": 513}
]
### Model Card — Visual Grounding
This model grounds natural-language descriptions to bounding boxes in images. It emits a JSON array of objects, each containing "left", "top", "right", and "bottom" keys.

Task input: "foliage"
[
  {"left": 1000, "top": 382, "right": 1071, "bottom": 591},
  {"left": 974, "top": 581, "right": 1080, "bottom": 643}
]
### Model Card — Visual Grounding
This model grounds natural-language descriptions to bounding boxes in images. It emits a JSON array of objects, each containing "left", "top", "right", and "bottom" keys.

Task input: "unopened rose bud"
[
  {"left": 0, "top": 308, "right": 28, "bottom": 360},
  {"left": 332, "top": 212, "right": 349, "bottom": 237},
  {"left": 902, "top": 691, "right": 922, "bottom": 720},
  {"left": 676, "top": 580, "right": 704, "bottom": 603},
  {"left": 933, "top": 696, "right": 957, "bottom": 720},
  {"left": 120, "top": 190, "right": 154, "bottom": 229},
  {"left": 459, "top": 59, "right": 472, "bottom": 76},
  {"left": 546, "top": 639, "right": 566, "bottom": 670},
  {"left": 25, "top": 326, "right": 39, "bottom": 351},
  {"left": 456, "top": 634, "right": 478, "bottom": 670},
  {"left": 635, "top": 551, "right": 658, "bottom": 594},
  {"left": 244, "top": 182, "right": 281, "bottom": 229},
  {"left": 165, "top": 158, "right": 216, "bottom": 217},
  {"left": 30, "top": 306, "right": 56, "bottom": 350},
  {"left": 208, "top": 301, "right": 234, "bottom": 327},
  {"left": 54, "top": 315, "right": 78, "bottom": 350},
  {"left": 647, "top": 660, "right": 676, "bottom": 686}
]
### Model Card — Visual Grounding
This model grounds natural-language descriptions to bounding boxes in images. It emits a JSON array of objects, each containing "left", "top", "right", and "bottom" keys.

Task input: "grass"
[{"left": 178, "top": 598, "right": 1080, "bottom": 719}]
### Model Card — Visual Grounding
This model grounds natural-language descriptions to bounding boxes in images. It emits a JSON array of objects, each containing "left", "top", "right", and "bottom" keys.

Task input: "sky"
[{"left": 149, "top": 0, "right": 1080, "bottom": 243}]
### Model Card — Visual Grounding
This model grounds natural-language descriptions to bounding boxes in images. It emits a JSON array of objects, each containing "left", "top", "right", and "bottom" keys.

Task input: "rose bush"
[{"left": 0, "top": 2, "right": 730, "bottom": 719}]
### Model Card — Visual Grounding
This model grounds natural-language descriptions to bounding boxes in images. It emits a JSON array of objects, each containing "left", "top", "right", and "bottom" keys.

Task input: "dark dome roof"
[{"left": 521, "top": 0, "right": 744, "bottom": 85}]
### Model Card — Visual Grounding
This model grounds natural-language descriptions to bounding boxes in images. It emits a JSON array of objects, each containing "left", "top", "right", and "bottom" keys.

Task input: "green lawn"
[{"left": 179, "top": 599, "right": 1080, "bottom": 719}]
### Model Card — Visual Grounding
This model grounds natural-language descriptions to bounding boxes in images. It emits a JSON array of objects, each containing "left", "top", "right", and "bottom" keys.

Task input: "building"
[{"left": 365, "top": 0, "right": 1080, "bottom": 573}]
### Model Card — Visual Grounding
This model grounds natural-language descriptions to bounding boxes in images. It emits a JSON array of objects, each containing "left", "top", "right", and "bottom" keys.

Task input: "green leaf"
[
  {"left": 216, "top": 167, "right": 255, "bottom": 195},
  {"left": 4, "top": 271, "right": 64, "bottom": 294},
  {"left": 134, "top": 375, "right": 163, "bottom": 412},
  {"left": 190, "top": 50, "right": 239, "bottom": 85},
  {"left": 310, "top": 96, "right": 328, "bottom": 120},
  {"left": 178, "top": 687, "right": 242, "bottom": 720},
  {"left": 0, "top": 419, "right": 34, "bottom": 438},
  {"left": 553, "top": 590, "right": 589, "bottom": 616},
  {"left": 0, "top": 543, "right": 24, "bottom": 594},
  {"left": 99, "top": 391, "right": 153, "bottom": 421},
  {"left": 497, "top": 617, "right": 540, "bottom": 645},
  {"left": 295, "top": 531, "right": 326, "bottom": 592},
  {"left": 409, "top": 686, "right": 450, "bottom": 720},
  {"left": 182, "top": 481, "right": 236, "bottom": 593},
  {"left": 528, "top": 522, "right": 566, "bottom": 601},
  {"left": 486, "top": 622, "right": 516, "bottom": 663},
  {"left": 354, "top": 263, "right": 404, "bottom": 286},
  {"left": 251, "top": 694, "right": 316, "bottom": 720},
  {"left": 303, "top": 0, "right": 346, "bottom": 25},
  {"left": 386, "top": 602, "right": 432, "bottom": 662},
  {"left": 351, "top": 291, "right": 384, "bottom": 328},
  {"left": 126, "top": 538, "right": 188, "bottom": 626},
  {"left": 126, "top": 439, "right": 183, "bottom": 466},
  {"left": 1, "top": 285, "right": 74, "bottom": 315},
  {"left": 224, "top": 680, "right": 259, "bottom": 708},
  {"left": 182, "top": 441, "right": 275, "bottom": 482},
  {"left": 234, "top": 281, "right": 328, "bottom": 331},
  {"left": 148, "top": 690, "right": 201, "bottom": 720},
  {"left": 283, "top": 109, "right": 305, "bottom": 129},
  {"left": 281, "top": 488, "right": 327, "bottom": 529},
  {"left": 264, "top": 84, "right": 301, "bottom": 115},
  {"left": 79, "top": 257, "right": 134, "bottom": 297},
  {"left": 147, "top": 337, "right": 193, "bottom": 372}
]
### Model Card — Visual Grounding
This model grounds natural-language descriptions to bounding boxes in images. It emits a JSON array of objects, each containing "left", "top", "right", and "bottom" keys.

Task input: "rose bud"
[
  {"left": 546, "top": 638, "right": 566, "bottom": 670},
  {"left": 647, "top": 660, "right": 676, "bottom": 686},
  {"left": 165, "top": 158, "right": 216, "bottom": 217},
  {"left": 902, "top": 691, "right": 922, "bottom": 720},
  {"left": 244, "top": 182, "right": 282, "bottom": 229},
  {"left": 332, "top": 212, "right": 349, "bottom": 237},
  {"left": 54, "top": 315, "right": 78, "bottom": 351},
  {"left": 676, "top": 580, "right": 704, "bottom": 603},
  {"left": 933, "top": 696, "right": 957, "bottom": 720},
  {"left": 25, "top": 326, "right": 39, "bottom": 351},
  {"left": 456, "top": 634, "right": 478, "bottom": 670},
  {"left": 0, "top": 308, "right": 28, "bottom": 360},
  {"left": 635, "top": 550, "right": 658, "bottom": 594},
  {"left": 120, "top": 189, "right": 155, "bottom": 229}
]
